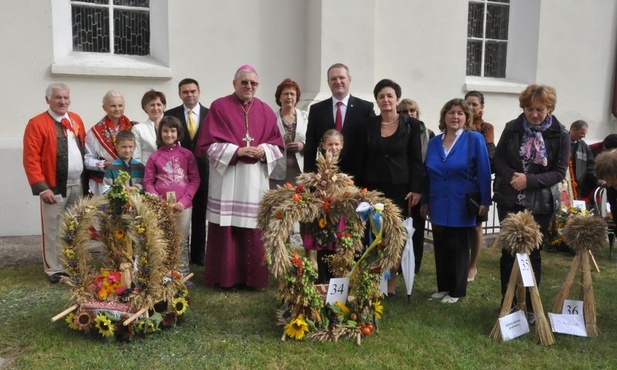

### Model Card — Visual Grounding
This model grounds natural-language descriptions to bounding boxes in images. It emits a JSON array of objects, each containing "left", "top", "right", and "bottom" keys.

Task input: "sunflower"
[
  {"left": 178, "top": 288, "right": 189, "bottom": 297},
  {"left": 284, "top": 314, "right": 309, "bottom": 340},
  {"left": 136, "top": 319, "right": 146, "bottom": 333},
  {"left": 138, "top": 320, "right": 157, "bottom": 333},
  {"left": 94, "top": 314, "right": 115, "bottom": 338},
  {"left": 173, "top": 297, "right": 188, "bottom": 316},
  {"left": 74, "top": 311, "right": 94, "bottom": 331},
  {"left": 318, "top": 218, "right": 327, "bottom": 229},
  {"left": 65, "top": 312, "right": 79, "bottom": 330},
  {"left": 373, "top": 300, "right": 384, "bottom": 320}
]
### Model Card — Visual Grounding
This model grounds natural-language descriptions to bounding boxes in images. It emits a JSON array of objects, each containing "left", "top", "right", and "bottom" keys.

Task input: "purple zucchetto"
[{"left": 236, "top": 64, "right": 257, "bottom": 74}]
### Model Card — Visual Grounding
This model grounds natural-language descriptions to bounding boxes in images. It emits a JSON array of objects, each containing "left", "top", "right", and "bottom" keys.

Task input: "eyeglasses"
[{"left": 240, "top": 80, "right": 259, "bottom": 87}]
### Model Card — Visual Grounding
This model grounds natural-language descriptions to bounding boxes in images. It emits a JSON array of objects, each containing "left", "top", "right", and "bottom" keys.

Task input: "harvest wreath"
[
  {"left": 52, "top": 172, "right": 191, "bottom": 340},
  {"left": 257, "top": 153, "right": 406, "bottom": 343}
]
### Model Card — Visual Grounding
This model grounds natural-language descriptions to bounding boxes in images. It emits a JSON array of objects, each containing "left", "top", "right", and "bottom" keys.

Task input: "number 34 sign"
[{"left": 326, "top": 277, "right": 350, "bottom": 305}]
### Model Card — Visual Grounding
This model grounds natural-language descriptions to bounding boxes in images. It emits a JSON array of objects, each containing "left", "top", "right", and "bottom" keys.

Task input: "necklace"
[
  {"left": 239, "top": 99, "right": 255, "bottom": 147},
  {"left": 281, "top": 109, "right": 296, "bottom": 127},
  {"left": 381, "top": 114, "right": 399, "bottom": 126}
]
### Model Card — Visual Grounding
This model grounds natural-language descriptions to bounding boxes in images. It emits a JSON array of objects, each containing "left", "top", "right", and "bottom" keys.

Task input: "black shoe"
[
  {"left": 527, "top": 312, "right": 536, "bottom": 326},
  {"left": 49, "top": 272, "right": 68, "bottom": 284}
]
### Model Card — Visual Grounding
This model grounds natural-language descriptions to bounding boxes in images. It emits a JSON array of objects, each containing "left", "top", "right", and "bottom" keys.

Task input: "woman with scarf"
[
  {"left": 492, "top": 84, "right": 569, "bottom": 320},
  {"left": 84, "top": 90, "right": 137, "bottom": 195}
]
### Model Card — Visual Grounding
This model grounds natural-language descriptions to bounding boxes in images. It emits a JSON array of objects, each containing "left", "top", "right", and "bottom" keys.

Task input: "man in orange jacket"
[{"left": 23, "top": 83, "right": 87, "bottom": 283}]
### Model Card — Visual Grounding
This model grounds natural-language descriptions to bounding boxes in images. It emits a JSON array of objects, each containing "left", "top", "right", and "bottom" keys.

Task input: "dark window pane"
[
  {"left": 491, "top": 0, "right": 509, "bottom": 3},
  {"left": 113, "top": 0, "right": 150, "bottom": 7},
  {"left": 114, "top": 9, "right": 150, "bottom": 56},
  {"left": 467, "top": 40, "right": 483, "bottom": 76},
  {"left": 72, "top": 5, "right": 110, "bottom": 53},
  {"left": 486, "top": 4, "right": 509, "bottom": 40},
  {"left": 485, "top": 41, "right": 507, "bottom": 78},
  {"left": 468, "top": 3, "right": 484, "bottom": 38},
  {"left": 72, "top": 0, "right": 107, "bottom": 4}
]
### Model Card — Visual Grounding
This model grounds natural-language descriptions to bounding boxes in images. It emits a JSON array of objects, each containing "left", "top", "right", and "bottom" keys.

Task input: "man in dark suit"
[
  {"left": 165, "top": 78, "right": 209, "bottom": 266},
  {"left": 304, "top": 63, "right": 375, "bottom": 174}
]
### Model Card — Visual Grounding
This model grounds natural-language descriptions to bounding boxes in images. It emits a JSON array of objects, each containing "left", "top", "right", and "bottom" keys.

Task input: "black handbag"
[
  {"left": 465, "top": 192, "right": 481, "bottom": 217},
  {"left": 465, "top": 132, "right": 480, "bottom": 217}
]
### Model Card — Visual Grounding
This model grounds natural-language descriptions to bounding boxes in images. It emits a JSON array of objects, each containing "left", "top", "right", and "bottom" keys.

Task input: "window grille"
[
  {"left": 466, "top": 0, "right": 509, "bottom": 78},
  {"left": 71, "top": 0, "right": 150, "bottom": 56}
]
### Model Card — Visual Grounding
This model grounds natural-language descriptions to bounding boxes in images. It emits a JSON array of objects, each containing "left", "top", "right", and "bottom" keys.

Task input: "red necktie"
[
  {"left": 335, "top": 101, "right": 343, "bottom": 132},
  {"left": 61, "top": 118, "right": 74, "bottom": 137}
]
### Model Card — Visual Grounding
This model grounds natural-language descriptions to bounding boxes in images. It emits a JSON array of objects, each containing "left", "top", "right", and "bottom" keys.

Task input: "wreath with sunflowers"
[
  {"left": 53, "top": 171, "right": 191, "bottom": 341},
  {"left": 258, "top": 153, "right": 406, "bottom": 344}
]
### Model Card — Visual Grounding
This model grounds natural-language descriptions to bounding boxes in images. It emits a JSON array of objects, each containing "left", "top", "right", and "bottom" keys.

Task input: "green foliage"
[{"left": 2, "top": 247, "right": 617, "bottom": 369}]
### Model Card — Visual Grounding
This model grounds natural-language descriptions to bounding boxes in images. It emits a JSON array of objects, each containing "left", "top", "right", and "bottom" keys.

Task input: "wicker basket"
[{"left": 314, "top": 284, "right": 329, "bottom": 301}]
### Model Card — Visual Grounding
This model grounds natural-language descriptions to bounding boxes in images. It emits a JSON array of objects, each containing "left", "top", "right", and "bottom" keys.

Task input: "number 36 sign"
[{"left": 326, "top": 277, "right": 350, "bottom": 305}]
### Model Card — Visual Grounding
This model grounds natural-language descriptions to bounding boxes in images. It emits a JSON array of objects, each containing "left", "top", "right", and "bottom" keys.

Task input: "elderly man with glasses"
[{"left": 195, "top": 64, "right": 284, "bottom": 291}]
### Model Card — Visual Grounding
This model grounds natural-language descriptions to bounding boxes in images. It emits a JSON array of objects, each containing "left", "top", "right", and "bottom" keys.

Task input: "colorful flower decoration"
[
  {"left": 548, "top": 206, "right": 591, "bottom": 250},
  {"left": 93, "top": 269, "right": 126, "bottom": 301}
]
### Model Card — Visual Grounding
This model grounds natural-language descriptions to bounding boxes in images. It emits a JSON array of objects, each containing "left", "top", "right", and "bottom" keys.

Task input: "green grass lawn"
[{"left": 1, "top": 245, "right": 616, "bottom": 370}]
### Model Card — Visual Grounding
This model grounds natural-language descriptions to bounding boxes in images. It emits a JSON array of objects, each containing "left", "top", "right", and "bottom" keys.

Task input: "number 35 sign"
[
  {"left": 516, "top": 253, "right": 535, "bottom": 287},
  {"left": 326, "top": 277, "right": 350, "bottom": 305}
]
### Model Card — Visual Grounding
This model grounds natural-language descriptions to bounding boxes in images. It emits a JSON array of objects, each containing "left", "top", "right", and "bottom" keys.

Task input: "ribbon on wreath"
[{"left": 350, "top": 202, "right": 385, "bottom": 279}]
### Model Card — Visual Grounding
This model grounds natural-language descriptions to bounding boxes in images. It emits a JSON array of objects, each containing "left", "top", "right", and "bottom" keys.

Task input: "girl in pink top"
[{"left": 143, "top": 116, "right": 200, "bottom": 278}]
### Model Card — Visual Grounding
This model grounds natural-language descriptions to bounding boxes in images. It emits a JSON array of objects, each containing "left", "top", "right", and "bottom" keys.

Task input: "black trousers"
[
  {"left": 190, "top": 187, "right": 207, "bottom": 264},
  {"left": 497, "top": 205, "right": 551, "bottom": 311},
  {"left": 316, "top": 249, "right": 335, "bottom": 284},
  {"left": 432, "top": 225, "right": 474, "bottom": 298}
]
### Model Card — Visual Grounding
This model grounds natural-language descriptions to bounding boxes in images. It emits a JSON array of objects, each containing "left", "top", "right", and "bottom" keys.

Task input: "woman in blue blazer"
[{"left": 421, "top": 98, "right": 491, "bottom": 303}]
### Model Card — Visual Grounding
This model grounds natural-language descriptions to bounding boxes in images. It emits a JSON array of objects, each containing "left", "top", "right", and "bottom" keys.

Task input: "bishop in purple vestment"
[{"left": 196, "top": 64, "right": 284, "bottom": 289}]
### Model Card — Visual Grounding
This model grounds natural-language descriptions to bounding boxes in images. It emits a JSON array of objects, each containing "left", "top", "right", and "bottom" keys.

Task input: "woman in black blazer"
[{"left": 348, "top": 79, "right": 423, "bottom": 295}]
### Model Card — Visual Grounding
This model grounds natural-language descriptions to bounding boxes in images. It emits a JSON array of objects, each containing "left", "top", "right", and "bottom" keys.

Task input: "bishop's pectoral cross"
[
  {"left": 243, "top": 132, "right": 254, "bottom": 147},
  {"left": 240, "top": 100, "right": 255, "bottom": 147}
]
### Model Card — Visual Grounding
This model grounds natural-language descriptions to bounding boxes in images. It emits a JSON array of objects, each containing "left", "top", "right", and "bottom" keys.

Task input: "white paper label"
[
  {"left": 562, "top": 299, "right": 584, "bottom": 316},
  {"left": 549, "top": 313, "right": 587, "bottom": 337},
  {"left": 326, "top": 277, "right": 350, "bottom": 305},
  {"left": 499, "top": 310, "right": 530, "bottom": 341},
  {"left": 516, "top": 253, "right": 535, "bottom": 287}
]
